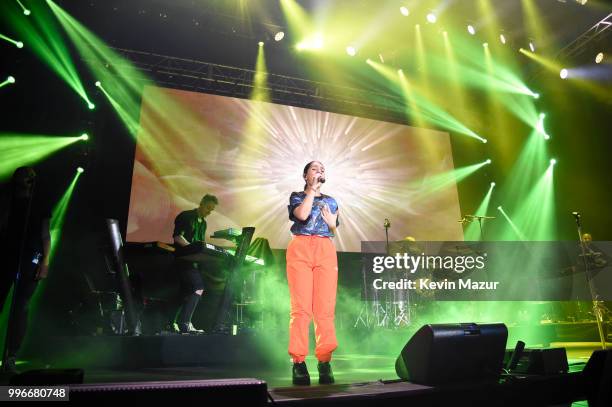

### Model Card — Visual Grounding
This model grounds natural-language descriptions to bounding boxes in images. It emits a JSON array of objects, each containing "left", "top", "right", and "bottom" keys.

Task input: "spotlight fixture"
[
  {"left": 467, "top": 25, "right": 476, "bottom": 35},
  {"left": 346, "top": 46, "right": 356, "bottom": 56},
  {"left": 95, "top": 81, "right": 101, "bottom": 87},
  {"left": 491, "top": 182, "right": 496, "bottom": 187},
  {"left": 77, "top": 167, "right": 84, "bottom": 173},
  {"left": 274, "top": 31, "right": 284, "bottom": 41},
  {"left": 88, "top": 102, "right": 95, "bottom": 110},
  {"left": 7, "top": 76, "right": 15, "bottom": 83},
  {"left": 497, "top": 206, "right": 502, "bottom": 211},
  {"left": 560, "top": 68, "right": 568, "bottom": 79},
  {"left": 24, "top": 9, "right": 31, "bottom": 16},
  {"left": 258, "top": 41, "right": 264, "bottom": 46},
  {"left": 486, "top": 159, "right": 492, "bottom": 164},
  {"left": 482, "top": 138, "right": 488, "bottom": 144},
  {"left": 550, "top": 158, "right": 557, "bottom": 165},
  {"left": 529, "top": 41, "right": 535, "bottom": 52},
  {"left": 483, "top": 42, "right": 489, "bottom": 48},
  {"left": 80, "top": 133, "right": 89, "bottom": 141},
  {"left": 400, "top": 6, "right": 409, "bottom": 16},
  {"left": 426, "top": 13, "right": 437, "bottom": 24},
  {"left": 576, "top": 0, "right": 587, "bottom": 4},
  {"left": 16, "top": 41, "right": 24, "bottom": 48},
  {"left": 595, "top": 52, "right": 604, "bottom": 64},
  {"left": 499, "top": 34, "right": 506, "bottom": 44}
]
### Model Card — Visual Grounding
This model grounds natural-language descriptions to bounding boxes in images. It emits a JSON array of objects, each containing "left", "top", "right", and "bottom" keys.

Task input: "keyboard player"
[{"left": 171, "top": 193, "right": 218, "bottom": 334}]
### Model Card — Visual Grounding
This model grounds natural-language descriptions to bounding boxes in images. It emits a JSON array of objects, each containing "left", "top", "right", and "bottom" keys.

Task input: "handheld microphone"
[{"left": 318, "top": 176, "right": 326, "bottom": 184}]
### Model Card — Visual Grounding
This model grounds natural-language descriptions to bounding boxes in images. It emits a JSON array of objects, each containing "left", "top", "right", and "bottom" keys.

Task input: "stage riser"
[{"left": 41, "top": 334, "right": 273, "bottom": 369}]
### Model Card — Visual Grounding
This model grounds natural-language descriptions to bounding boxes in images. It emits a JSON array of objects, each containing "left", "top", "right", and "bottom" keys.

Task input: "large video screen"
[{"left": 126, "top": 86, "right": 463, "bottom": 252}]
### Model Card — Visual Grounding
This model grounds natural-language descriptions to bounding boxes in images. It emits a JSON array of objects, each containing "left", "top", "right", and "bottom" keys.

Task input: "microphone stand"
[
  {"left": 574, "top": 213, "right": 607, "bottom": 349},
  {"left": 384, "top": 220, "right": 390, "bottom": 256}
]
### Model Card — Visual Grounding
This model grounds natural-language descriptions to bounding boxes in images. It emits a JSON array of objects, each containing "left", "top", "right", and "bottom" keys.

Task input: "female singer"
[{"left": 286, "top": 161, "right": 340, "bottom": 385}]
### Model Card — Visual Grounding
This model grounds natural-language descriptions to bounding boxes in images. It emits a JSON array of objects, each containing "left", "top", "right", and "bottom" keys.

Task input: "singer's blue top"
[{"left": 288, "top": 191, "right": 340, "bottom": 237}]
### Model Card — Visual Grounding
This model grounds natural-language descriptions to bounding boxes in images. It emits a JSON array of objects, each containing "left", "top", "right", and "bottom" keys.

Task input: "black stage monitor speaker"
[
  {"left": 70, "top": 378, "right": 268, "bottom": 404},
  {"left": 582, "top": 350, "right": 612, "bottom": 407},
  {"left": 503, "top": 347, "right": 569, "bottom": 375},
  {"left": 395, "top": 323, "right": 508, "bottom": 385}
]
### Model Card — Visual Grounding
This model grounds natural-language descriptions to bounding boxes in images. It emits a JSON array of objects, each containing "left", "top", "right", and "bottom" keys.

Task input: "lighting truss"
[
  {"left": 556, "top": 13, "right": 612, "bottom": 60},
  {"left": 87, "top": 47, "right": 409, "bottom": 123}
]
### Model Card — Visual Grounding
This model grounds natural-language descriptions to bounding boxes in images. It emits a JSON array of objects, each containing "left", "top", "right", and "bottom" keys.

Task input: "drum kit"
[
  {"left": 354, "top": 214, "right": 494, "bottom": 329},
  {"left": 354, "top": 239, "right": 429, "bottom": 329}
]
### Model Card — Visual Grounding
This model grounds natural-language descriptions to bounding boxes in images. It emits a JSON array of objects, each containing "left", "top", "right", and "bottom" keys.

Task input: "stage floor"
[
  {"left": 2, "top": 341, "right": 603, "bottom": 405},
  {"left": 20, "top": 341, "right": 597, "bottom": 388}
]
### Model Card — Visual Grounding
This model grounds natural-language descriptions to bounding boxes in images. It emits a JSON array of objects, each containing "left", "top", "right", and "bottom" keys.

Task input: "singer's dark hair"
[{"left": 303, "top": 161, "right": 322, "bottom": 190}]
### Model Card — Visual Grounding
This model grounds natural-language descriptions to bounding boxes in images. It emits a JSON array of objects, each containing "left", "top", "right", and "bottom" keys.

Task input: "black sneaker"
[
  {"left": 178, "top": 322, "right": 205, "bottom": 334},
  {"left": 292, "top": 362, "right": 310, "bottom": 385},
  {"left": 2, "top": 355, "right": 18, "bottom": 374},
  {"left": 318, "top": 361, "right": 335, "bottom": 384}
]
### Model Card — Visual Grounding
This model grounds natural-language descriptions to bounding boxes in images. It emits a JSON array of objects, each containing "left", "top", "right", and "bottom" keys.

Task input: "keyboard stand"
[{"left": 212, "top": 227, "right": 255, "bottom": 334}]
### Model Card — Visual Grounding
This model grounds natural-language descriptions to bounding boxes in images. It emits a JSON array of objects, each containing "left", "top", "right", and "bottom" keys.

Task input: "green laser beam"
[
  {"left": 49, "top": 169, "right": 82, "bottom": 263},
  {"left": 0, "top": 134, "right": 82, "bottom": 180},
  {"left": 465, "top": 183, "right": 495, "bottom": 240},
  {"left": 6, "top": 2, "right": 92, "bottom": 107}
]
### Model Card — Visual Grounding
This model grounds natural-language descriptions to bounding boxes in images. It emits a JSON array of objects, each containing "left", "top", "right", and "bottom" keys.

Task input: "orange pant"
[{"left": 286, "top": 235, "right": 338, "bottom": 363}]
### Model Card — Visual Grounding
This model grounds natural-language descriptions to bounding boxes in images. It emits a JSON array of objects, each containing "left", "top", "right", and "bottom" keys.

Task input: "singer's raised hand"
[{"left": 321, "top": 205, "right": 338, "bottom": 230}]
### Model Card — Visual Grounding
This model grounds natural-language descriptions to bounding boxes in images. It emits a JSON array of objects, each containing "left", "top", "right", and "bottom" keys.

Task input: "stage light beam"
[
  {"left": 0, "top": 133, "right": 83, "bottom": 180},
  {"left": 9, "top": 2, "right": 94, "bottom": 110},
  {"left": 465, "top": 181, "right": 496, "bottom": 240},
  {"left": 16, "top": 0, "right": 30, "bottom": 15},
  {"left": 536, "top": 113, "right": 550, "bottom": 139},
  {"left": 497, "top": 206, "right": 526, "bottom": 240},
  {"left": 0, "top": 76, "right": 16, "bottom": 88},
  {"left": 0, "top": 33, "right": 24, "bottom": 48},
  {"left": 296, "top": 33, "right": 324, "bottom": 51},
  {"left": 49, "top": 169, "right": 83, "bottom": 263}
]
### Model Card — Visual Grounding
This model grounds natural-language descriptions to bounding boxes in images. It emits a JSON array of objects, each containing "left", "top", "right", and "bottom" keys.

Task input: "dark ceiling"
[{"left": 55, "top": 0, "right": 611, "bottom": 78}]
